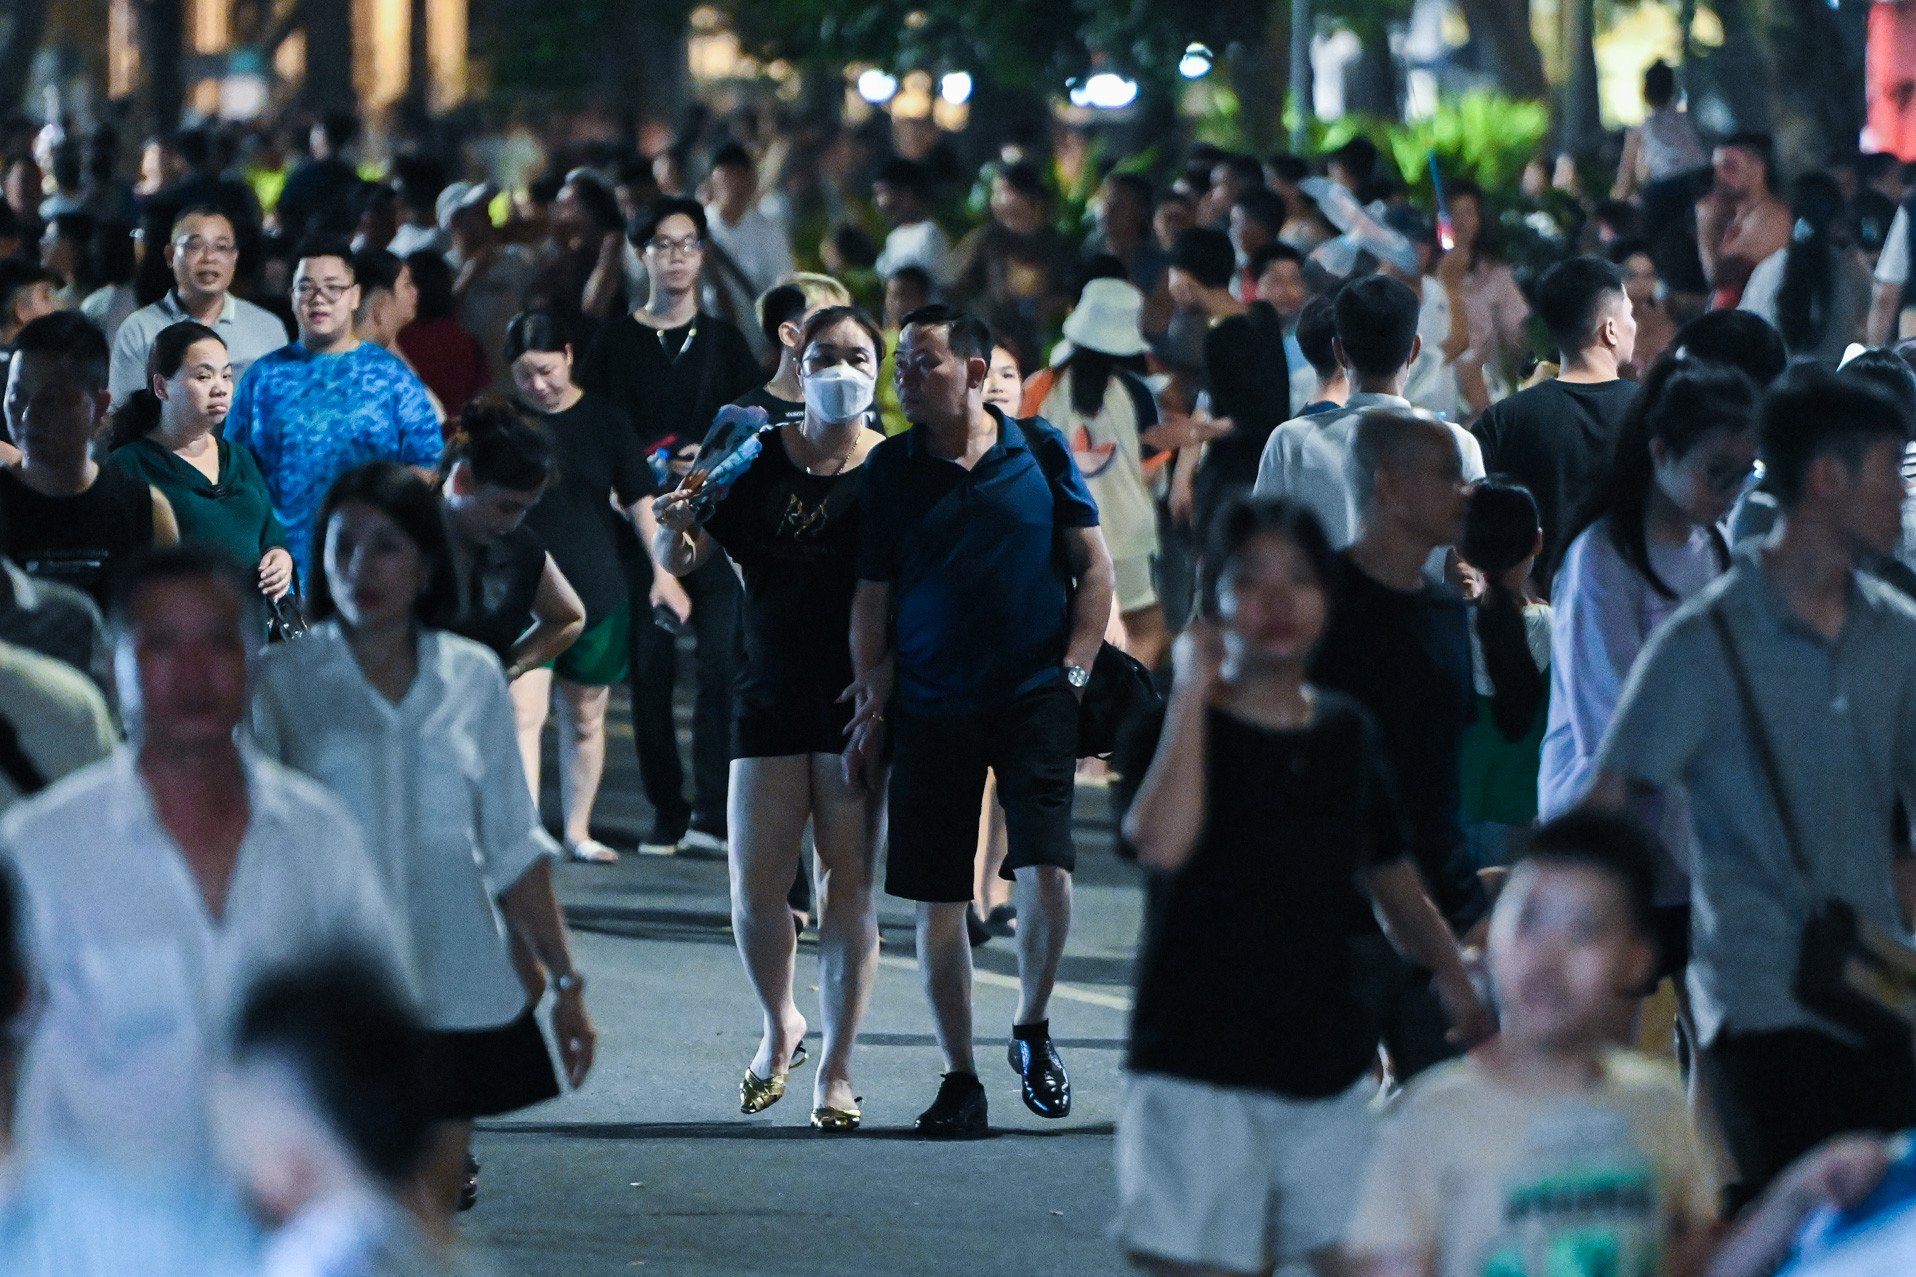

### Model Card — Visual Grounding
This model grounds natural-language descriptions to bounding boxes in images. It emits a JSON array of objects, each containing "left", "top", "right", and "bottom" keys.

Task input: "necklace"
[{"left": 792, "top": 425, "right": 858, "bottom": 476}]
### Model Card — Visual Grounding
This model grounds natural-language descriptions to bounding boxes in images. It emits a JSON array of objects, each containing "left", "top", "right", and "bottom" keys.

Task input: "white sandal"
[{"left": 565, "top": 838, "right": 621, "bottom": 864}]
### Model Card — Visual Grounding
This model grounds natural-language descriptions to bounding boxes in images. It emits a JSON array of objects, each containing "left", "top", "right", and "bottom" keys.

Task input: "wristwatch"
[
  {"left": 1064, "top": 663, "right": 1092, "bottom": 690},
  {"left": 553, "top": 971, "right": 587, "bottom": 995}
]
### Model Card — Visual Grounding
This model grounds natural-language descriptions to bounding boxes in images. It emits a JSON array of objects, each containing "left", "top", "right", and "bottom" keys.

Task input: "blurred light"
[
  {"left": 1070, "top": 72, "right": 1138, "bottom": 110},
  {"left": 940, "top": 71, "right": 973, "bottom": 104},
  {"left": 857, "top": 69, "right": 898, "bottom": 104},
  {"left": 1178, "top": 43, "right": 1213, "bottom": 79}
]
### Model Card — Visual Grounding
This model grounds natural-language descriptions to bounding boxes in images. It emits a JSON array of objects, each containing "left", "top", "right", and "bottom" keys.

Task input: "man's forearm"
[
  {"left": 1869, "top": 281, "right": 1902, "bottom": 347},
  {"left": 1064, "top": 533, "right": 1116, "bottom": 670}
]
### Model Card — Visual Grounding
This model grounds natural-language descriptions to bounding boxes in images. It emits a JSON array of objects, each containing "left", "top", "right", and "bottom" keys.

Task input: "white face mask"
[{"left": 803, "top": 363, "right": 875, "bottom": 424}]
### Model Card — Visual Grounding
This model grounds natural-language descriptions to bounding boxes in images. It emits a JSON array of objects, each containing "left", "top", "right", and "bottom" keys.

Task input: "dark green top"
[{"left": 106, "top": 436, "right": 288, "bottom": 568}]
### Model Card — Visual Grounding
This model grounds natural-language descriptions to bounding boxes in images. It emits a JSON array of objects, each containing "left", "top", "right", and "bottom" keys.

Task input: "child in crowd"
[
  {"left": 1344, "top": 809, "right": 1718, "bottom": 1277},
  {"left": 1120, "top": 496, "right": 1490, "bottom": 1277},
  {"left": 213, "top": 954, "right": 447, "bottom": 1274},
  {"left": 1457, "top": 478, "right": 1551, "bottom": 870}
]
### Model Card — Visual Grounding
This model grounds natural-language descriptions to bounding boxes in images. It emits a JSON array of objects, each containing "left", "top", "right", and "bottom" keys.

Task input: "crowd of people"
[{"left": 4, "top": 56, "right": 1916, "bottom": 1274}]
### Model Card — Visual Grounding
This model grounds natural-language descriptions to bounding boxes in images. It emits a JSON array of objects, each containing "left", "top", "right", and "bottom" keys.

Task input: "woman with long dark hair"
[
  {"left": 253, "top": 461, "right": 595, "bottom": 1231},
  {"left": 1541, "top": 358, "right": 1757, "bottom": 980},
  {"left": 1740, "top": 172, "right": 1870, "bottom": 364},
  {"left": 105, "top": 319, "right": 293, "bottom": 599},
  {"left": 1445, "top": 179, "right": 1531, "bottom": 405}
]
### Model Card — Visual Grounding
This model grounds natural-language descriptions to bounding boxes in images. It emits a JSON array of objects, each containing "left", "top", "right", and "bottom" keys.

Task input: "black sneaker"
[
  {"left": 1008, "top": 1027, "right": 1070, "bottom": 1119},
  {"left": 913, "top": 1071, "right": 988, "bottom": 1138},
  {"left": 966, "top": 908, "right": 991, "bottom": 948}
]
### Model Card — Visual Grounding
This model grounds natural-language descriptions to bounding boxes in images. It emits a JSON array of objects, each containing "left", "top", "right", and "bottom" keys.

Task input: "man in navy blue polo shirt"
[{"left": 844, "top": 304, "right": 1115, "bottom": 1138}]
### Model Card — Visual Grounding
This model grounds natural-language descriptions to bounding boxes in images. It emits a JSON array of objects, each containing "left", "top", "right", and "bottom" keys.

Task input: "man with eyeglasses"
[
  {"left": 225, "top": 236, "right": 440, "bottom": 586},
  {"left": 108, "top": 206, "right": 290, "bottom": 406},
  {"left": 580, "top": 196, "right": 761, "bottom": 857}
]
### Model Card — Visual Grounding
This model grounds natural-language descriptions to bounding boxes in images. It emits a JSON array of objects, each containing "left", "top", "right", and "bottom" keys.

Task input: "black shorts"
[
  {"left": 733, "top": 691, "right": 853, "bottom": 759},
  {"left": 421, "top": 1005, "right": 561, "bottom": 1120},
  {"left": 884, "top": 680, "right": 1079, "bottom": 903}
]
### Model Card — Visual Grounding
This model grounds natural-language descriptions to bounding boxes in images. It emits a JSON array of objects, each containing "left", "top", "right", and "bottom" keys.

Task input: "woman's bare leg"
[
  {"left": 555, "top": 679, "right": 612, "bottom": 847},
  {"left": 508, "top": 669, "right": 553, "bottom": 799},
  {"left": 729, "top": 756, "right": 812, "bottom": 1083},
  {"left": 808, "top": 751, "right": 882, "bottom": 1112}
]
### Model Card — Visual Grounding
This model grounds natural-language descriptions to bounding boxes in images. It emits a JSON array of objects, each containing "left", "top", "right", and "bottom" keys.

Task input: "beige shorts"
[
  {"left": 1114, "top": 1070, "right": 1379, "bottom": 1271},
  {"left": 1113, "top": 554, "right": 1159, "bottom": 615}
]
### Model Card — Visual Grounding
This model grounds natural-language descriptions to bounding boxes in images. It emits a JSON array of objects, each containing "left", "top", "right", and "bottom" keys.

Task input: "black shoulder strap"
[
  {"left": 1708, "top": 604, "right": 1812, "bottom": 881},
  {"left": 0, "top": 709, "right": 48, "bottom": 796}
]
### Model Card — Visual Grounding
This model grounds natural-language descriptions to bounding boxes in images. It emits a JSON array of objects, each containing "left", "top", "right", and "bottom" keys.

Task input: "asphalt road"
[{"left": 463, "top": 687, "right": 1147, "bottom": 1276}]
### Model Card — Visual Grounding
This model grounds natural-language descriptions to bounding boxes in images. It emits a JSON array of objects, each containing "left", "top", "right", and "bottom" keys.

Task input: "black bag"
[
  {"left": 267, "top": 593, "right": 310, "bottom": 642},
  {"left": 1711, "top": 607, "right": 1916, "bottom": 1040},
  {"left": 1078, "top": 641, "right": 1158, "bottom": 760},
  {"left": 1021, "top": 416, "right": 1165, "bottom": 758}
]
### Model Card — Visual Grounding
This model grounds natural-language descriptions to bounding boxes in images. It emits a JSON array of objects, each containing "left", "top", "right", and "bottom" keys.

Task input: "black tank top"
[
  {"left": 449, "top": 523, "right": 547, "bottom": 667},
  {"left": 0, "top": 465, "right": 155, "bottom": 604}
]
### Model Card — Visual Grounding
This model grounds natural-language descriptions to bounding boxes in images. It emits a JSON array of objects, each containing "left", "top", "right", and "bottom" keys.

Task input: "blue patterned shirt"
[{"left": 227, "top": 340, "right": 442, "bottom": 585}]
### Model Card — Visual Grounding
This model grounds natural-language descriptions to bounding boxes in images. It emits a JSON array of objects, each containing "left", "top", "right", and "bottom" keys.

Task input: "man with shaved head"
[{"left": 1309, "top": 406, "right": 1486, "bottom": 1082}]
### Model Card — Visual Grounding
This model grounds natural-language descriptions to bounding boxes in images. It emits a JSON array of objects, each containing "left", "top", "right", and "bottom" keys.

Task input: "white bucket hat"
[
  {"left": 1061, "top": 277, "right": 1147, "bottom": 358},
  {"left": 436, "top": 181, "right": 499, "bottom": 232}
]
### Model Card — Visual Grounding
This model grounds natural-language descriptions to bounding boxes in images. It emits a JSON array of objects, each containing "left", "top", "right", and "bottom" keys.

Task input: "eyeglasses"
[
  {"left": 646, "top": 236, "right": 703, "bottom": 258},
  {"left": 293, "top": 281, "right": 354, "bottom": 302},
  {"left": 175, "top": 236, "right": 239, "bottom": 259}
]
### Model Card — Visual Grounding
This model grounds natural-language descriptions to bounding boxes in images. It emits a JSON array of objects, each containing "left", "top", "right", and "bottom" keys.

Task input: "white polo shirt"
[
  {"left": 252, "top": 623, "right": 558, "bottom": 1032},
  {"left": 0, "top": 747, "right": 407, "bottom": 1175},
  {"left": 108, "top": 291, "right": 292, "bottom": 405}
]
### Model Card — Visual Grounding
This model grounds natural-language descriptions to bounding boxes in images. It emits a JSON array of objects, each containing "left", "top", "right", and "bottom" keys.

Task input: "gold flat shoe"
[
  {"left": 739, "top": 1041, "right": 808, "bottom": 1114},
  {"left": 810, "top": 1102, "right": 862, "bottom": 1132}
]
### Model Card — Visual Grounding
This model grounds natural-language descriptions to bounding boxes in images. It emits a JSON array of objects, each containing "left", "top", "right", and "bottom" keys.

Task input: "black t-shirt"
[
  {"left": 1309, "top": 553, "right": 1486, "bottom": 929},
  {"left": 1196, "top": 305, "right": 1293, "bottom": 521},
  {"left": 577, "top": 312, "right": 764, "bottom": 455},
  {"left": 701, "top": 430, "right": 862, "bottom": 733},
  {"left": 449, "top": 523, "right": 547, "bottom": 666},
  {"left": 1473, "top": 378, "right": 1638, "bottom": 580},
  {"left": 0, "top": 466, "right": 155, "bottom": 605},
  {"left": 522, "top": 393, "right": 656, "bottom": 626},
  {"left": 1126, "top": 693, "right": 1406, "bottom": 1098}
]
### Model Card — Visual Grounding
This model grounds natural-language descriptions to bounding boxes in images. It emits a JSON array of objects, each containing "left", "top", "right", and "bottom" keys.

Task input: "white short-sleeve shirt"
[
  {"left": 252, "top": 623, "right": 558, "bottom": 1031},
  {"left": 0, "top": 747, "right": 408, "bottom": 1175}
]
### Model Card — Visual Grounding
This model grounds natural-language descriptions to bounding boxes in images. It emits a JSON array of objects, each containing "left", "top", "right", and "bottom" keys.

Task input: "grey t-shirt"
[{"left": 1597, "top": 550, "right": 1916, "bottom": 1045}]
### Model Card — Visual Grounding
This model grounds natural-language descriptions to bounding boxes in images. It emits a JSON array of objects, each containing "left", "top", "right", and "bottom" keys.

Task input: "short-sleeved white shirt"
[
  {"left": 0, "top": 747, "right": 408, "bottom": 1175},
  {"left": 252, "top": 623, "right": 557, "bottom": 1031},
  {"left": 1876, "top": 205, "right": 1910, "bottom": 289}
]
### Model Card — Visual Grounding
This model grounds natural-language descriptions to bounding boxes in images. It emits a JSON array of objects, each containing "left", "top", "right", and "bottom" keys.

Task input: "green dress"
[{"left": 106, "top": 435, "right": 288, "bottom": 570}]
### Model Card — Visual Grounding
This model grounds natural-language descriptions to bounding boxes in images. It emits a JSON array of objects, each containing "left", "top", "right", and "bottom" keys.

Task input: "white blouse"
[{"left": 253, "top": 623, "right": 558, "bottom": 1031}]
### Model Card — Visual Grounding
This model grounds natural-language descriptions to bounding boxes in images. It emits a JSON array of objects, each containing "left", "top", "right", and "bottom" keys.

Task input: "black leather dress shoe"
[
  {"left": 1008, "top": 1032, "right": 1071, "bottom": 1118},
  {"left": 913, "top": 1072, "right": 989, "bottom": 1138}
]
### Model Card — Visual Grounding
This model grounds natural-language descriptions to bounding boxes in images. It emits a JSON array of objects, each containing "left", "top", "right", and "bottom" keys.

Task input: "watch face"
[{"left": 1067, "top": 666, "right": 1090, "bottom": 688}]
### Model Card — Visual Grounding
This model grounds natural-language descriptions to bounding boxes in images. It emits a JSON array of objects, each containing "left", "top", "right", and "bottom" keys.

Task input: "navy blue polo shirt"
[{"left": 857, "top": 407, "right": 1100, "bottom": 717}]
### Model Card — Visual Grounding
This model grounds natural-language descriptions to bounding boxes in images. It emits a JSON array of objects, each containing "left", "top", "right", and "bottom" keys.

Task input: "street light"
[
  {"left": 940, "top": 71, "right": 973, "bottom": 105},
  {"left": 857, "top": 69, "right": 899, "bottom": 104},
  {"left": 1179, "top": 43, "right": 1213, "bottom": 79},
  {"left": 1069, "top": 71, "right": 1139, "bottom": 110}
]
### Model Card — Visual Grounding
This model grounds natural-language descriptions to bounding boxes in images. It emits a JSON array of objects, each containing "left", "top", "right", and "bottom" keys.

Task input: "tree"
[
  {"left": 1452, "top": 0, "right": 1546, "bottom": 100},
  {"left": 0, "top": 0, "right": 47, "bottom": 118}
]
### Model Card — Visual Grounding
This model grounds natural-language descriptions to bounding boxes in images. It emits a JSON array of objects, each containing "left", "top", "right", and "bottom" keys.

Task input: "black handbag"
[
  {"left": 1077, "top": 640, "right": 1160, "bottom": 760},
  {"left": 267, "top": 592, "right": 310, "bottom": 642},
  {"left": 1711, "top": 607, "right": 1916, "bottom": 1039}
]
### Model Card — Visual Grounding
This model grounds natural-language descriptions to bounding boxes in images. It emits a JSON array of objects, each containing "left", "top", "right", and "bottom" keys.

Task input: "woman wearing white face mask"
[{"left": 654, "top": 306, "right": 887, "bottom": 1131}]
